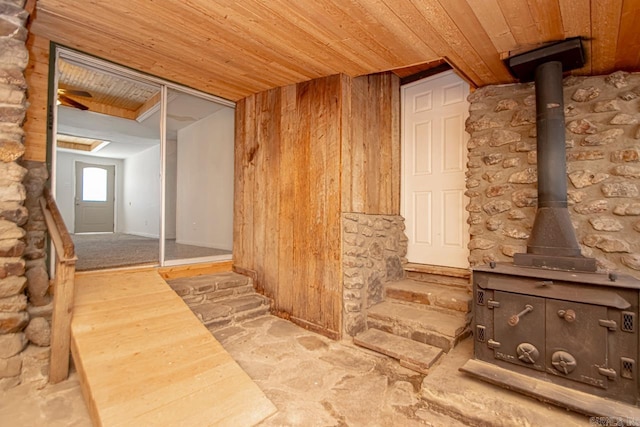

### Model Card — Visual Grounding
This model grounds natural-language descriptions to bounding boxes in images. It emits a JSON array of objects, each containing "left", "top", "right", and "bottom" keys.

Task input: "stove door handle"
[
  {"left": 487, "top": 339, "right": 501, "bottom": 349},
  {"left": 508, "top": 304, "right": 534, "bottom": 326},
  {"left": 598, "top": 367, "right": 617, "bottom": 379},
  {"left": 599, "top": 319, "right": 617, "bottom": 331}
]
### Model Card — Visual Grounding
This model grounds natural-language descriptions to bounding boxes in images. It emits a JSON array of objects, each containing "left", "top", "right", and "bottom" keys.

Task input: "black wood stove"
[{"left": 461, "top": 39, "right": 640, "bottom": 419}]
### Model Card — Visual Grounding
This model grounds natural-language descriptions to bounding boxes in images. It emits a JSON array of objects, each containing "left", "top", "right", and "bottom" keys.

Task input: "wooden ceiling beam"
[
  {"left": 135, "top": 93, "right": 160, "bottom": 122},
  {"left": 59, "top": 96, "right": 137, "bottom": 120}
]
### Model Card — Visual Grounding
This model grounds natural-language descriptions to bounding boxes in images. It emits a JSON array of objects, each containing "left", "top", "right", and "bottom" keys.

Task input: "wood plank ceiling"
[{"left": 30, "top": 0, "right": 640, "bottom": 102}]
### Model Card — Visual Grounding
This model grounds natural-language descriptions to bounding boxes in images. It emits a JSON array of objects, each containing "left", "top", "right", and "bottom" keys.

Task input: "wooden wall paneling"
[
  {"left": 277, "top": 84, "right": 297, "bottom": 317},
  {"left": 323, "top": 75, "right": 342, "bottom": 333},
  {"left": 307, "top": 78, "right": 325, "bottom": 327},
  {"left": 347, "top": 76, "right": 367, "bottom": 213},
  {"left": 252, "top": 91, "right": 268, "bottom": 296},
  {"left": 234, "top": 96, "right": 257, "bottom": 272},
  {"left": 291, "top": 80, "right": 312, "bottom": 325},
  {"left": 234, "top": 73, "right": 400, "bottom": 337},
  {"left": 262, "top": 88, "right": 282, "bottom": 306},
  {"left": 24, "top": 34, "right": 51, "bottom": 162},
  {"left": 558, "top": 0, "right": 592, "bottom": 75},
  {"left": 614, "top": 0, "right": 640, "bottom": 70},
  {"left": 340, "top": 74, "right": 353, "bottom": 214},
  {"left": 324, "top": 77, "right": 343, "bottom": 335},
  {"left": 232, "top": 98, "right": 246, "bottom": 269},
  {"left": 590, "top": 0, "right": 623, "bottom": 75},
  {"left": 365, "top": 76, "right": 382, "bottom": 214},
  {"left": 343, "top": 73, "right": 400, "bottom": 215},
  {"left": 390, "top": 74, "right": 401, "bottom": 215},
  {"left": 378, "top": 74, "right": 392, "bottom": 215}
]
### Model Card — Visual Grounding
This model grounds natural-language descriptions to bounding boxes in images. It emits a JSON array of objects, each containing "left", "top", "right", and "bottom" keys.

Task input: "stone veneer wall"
[
  {"left": 466, "top": 70, "right": 640, "bottom": 278},
  {"left": 342, "top": 213, "right": 407, "bottom": 336},
  {"left": 0, "top": 0, "right": 51, "bottom": 390}
]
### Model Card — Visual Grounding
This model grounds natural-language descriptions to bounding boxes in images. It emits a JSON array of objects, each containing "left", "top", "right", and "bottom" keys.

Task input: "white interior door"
[
  {"left": 401, "top": 71, "right": 470, "bottom": 268},
  {"left": 74, "top": 162, "right": 115, "bottom": 233}
]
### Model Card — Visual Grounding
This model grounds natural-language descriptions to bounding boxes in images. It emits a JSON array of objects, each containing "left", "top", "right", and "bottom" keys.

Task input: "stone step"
[
  {"left": 404, "top": 263, "right": 471, "bottom": 290},
  {"left": 385, "top": 279, "right": 471, "bottom": 313},
  {"left": 167, "top": 272, "right": 271, "bottom": 329},
  {"left": 354, "top": 328, "right": 444, "bottom": 375},
  {"left": 367, "top": 300, "right": 471, "bottom": 353},
  {"left": 191, "top": 294, "right": 271, "bottom": 329},
  {"left": 167, "top": 272, "right": 254, "bottom": 305}
]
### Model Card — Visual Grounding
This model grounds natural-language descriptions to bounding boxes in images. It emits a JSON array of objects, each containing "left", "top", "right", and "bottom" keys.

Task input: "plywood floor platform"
[{"left": 72, "top": 270, "right": 276, "bottom": 426}]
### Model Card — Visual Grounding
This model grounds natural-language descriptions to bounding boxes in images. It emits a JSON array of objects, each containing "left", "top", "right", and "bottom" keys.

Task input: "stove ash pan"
[{"left": 471, "top": 263, "right": 640, "bottom": 407}]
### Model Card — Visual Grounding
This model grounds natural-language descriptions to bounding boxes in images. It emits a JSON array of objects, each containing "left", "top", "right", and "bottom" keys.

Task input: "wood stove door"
[
  {"left": 494, "top": 292, "right": 545, "bottom": 372},
  {"left": 546, "top": 300, "right": 608, "bottom": 389}
]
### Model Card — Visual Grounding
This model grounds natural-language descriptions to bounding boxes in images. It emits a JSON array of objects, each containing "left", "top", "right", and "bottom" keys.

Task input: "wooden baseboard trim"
[{"left": 289, "top": 316, "right": 341, "bottom": 341}]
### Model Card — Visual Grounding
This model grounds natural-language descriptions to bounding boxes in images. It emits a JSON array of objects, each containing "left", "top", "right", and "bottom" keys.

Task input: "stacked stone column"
[
  {"left": 342, "top": 213, "right": 407, "bottom": 337},
  {"left": 0, "top": 0, "right": 51, "bottom": 389}
]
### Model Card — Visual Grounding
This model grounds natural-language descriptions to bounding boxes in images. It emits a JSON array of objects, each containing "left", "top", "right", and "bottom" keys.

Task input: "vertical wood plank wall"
[
  {"left": 234, "top": 73, "right": 400, "bottom": 338},
  {"left": 24, "top": 34, "right": 51, "bottom": 162},
  {"left": 22, "top": 35, "right": 400, "bottom": 339},
  {"left": 342, "top": 73, "right": 400, "bottom": 215}
]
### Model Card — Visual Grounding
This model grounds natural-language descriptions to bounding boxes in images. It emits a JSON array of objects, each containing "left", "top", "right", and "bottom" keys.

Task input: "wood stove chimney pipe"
[{"left": 504, "top": 39, "right": 597, "bottom": 271}]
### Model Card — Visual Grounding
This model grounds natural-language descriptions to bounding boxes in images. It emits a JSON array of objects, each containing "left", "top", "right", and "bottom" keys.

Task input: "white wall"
[
  {"left": 55, "top": 151, "right": 124, "bottom": 234},
  {"left": 176, "top": 107, "right": 234, "bottom": 250},
  {"left": 122, "top": 144, "right": 161, "bottom": 238}
]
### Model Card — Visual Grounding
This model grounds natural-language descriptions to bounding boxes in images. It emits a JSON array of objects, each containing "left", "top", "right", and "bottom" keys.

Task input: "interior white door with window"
[
  {"left": 401, "top": 70, "right": 470, "bottom": 268},
  {"left": 74, "top": 161, "right": 115, "bottom": 233}
]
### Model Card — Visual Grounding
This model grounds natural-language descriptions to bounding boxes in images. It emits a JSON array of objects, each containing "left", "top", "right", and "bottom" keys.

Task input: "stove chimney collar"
[{"left": 504, "top": 37, "right": 585, "bottom": 82}]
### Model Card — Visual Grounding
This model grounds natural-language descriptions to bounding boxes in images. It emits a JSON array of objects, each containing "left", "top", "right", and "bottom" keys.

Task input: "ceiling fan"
[{"left": 57, "top": 88, "right": 92, "bottom": 111}]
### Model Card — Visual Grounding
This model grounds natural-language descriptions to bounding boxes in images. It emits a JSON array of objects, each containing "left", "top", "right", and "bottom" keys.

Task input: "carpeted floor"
[{"left": 71, "top": 233, "right": 231, "bottom": 271}]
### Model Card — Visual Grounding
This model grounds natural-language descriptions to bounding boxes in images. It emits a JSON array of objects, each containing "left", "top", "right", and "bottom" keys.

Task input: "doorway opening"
[
  {"left": 400, "top": 70, "right": 470, "bottom": 269},
  {"left": 51, "top": 46, "right": 235, "bottom": 271},
  {"left": 74, "top": 162, "right": 115, "bottom": 233}
]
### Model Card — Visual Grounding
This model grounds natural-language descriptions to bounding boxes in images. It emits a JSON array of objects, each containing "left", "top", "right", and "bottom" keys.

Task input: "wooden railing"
[{"left": 40, "top": 187, "right": 77, "bottom": 384}]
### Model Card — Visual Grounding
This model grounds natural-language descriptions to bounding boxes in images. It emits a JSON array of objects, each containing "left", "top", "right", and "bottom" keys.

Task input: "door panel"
[
  {"left": 75, "top": 162, "right": 115, "bottom": 233},
  {"left": 402, "top": 71, "right": 470, "bottom": 268}
]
